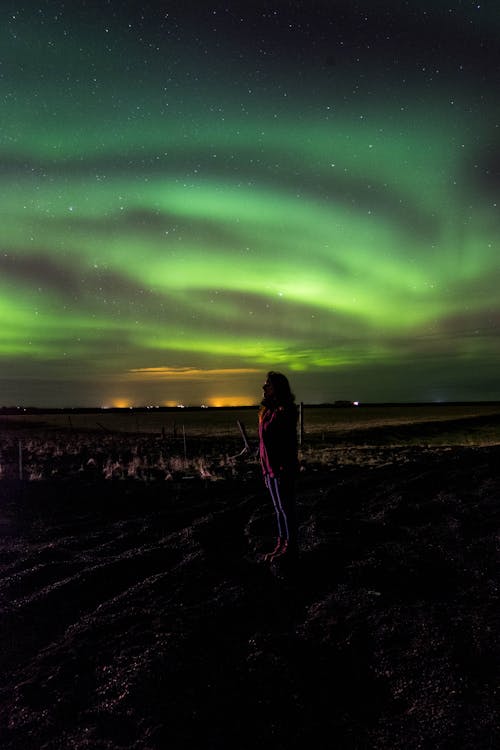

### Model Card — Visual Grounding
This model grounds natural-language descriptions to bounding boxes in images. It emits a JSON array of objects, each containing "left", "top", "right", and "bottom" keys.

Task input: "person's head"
[{"left": 262, "top": 371, "right": 295, "bottom": 406}]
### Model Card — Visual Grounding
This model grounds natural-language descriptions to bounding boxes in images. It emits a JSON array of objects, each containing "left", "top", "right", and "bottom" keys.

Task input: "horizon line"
[{"left": 3, "top": 400, "right": 500, "bottom": 413}]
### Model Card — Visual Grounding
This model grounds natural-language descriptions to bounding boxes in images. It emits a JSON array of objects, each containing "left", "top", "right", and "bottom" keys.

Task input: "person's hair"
[{"left": 265, "top": 371, "right": 295, "bottom": 406}]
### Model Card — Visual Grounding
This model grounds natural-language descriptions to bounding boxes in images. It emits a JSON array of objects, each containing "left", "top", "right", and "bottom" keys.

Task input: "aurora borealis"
[{"left": 1, "top": 1, "right": 499, "bottom": 407}]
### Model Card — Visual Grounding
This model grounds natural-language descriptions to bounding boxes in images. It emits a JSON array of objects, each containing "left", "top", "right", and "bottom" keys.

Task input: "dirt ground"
[{"left": 0, "top": 443, "right": 499, "bottom": 749}]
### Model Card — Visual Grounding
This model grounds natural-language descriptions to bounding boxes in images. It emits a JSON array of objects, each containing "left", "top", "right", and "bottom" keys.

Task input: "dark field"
[
  {"left": 0, "top": 406, "right": 499, "bottom": 748},
  {"left": 4, "top": 402, "right": 500, "bottom": 442}
]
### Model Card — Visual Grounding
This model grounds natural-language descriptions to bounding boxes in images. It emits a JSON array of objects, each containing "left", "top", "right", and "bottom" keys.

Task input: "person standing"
[{"left": 258, "top": 371, "right": 299, "bottom": 561}]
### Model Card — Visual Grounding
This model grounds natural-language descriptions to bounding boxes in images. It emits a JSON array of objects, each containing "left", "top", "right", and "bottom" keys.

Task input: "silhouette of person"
[{"left": 258, "top": 371, "right": 299, "bottom": 561}]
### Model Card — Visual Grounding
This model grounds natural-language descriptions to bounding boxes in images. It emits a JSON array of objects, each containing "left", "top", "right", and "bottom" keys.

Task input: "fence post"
[
  {"left": 18, "top": 439, "right": 23, "bottom": 480},
  {"left": 299, "top": 402, "right": 304, "bottom": 446},
  {"left": 182, "top": 424, "right": 187, "bottom": 463},
  {"left": 236, "top": 420, "right": 250, "bottom": 451}
]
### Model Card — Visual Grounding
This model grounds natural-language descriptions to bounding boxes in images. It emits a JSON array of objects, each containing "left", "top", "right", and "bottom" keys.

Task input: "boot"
[
  {"left": 272, "top": 539, "right": 288, "bottom": 559},
  {"left": 262, "top": 537, "right": 283, "bottom": 561}
]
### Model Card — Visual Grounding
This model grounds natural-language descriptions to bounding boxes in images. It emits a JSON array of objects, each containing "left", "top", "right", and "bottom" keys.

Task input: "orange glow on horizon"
[
  {"left": 206, "top": 395, "right": 255, "bottom": 407},
  {"left": 109, "top": 398, "right": 133, "bottom": 408},
  {"left": 104, "top": 397, "right": 256, "bottom": 408}
]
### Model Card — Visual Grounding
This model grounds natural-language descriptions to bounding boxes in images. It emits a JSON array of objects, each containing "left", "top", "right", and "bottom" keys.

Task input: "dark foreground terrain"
[{"left": 0, "top": 445, "right": 498, "bottom": 749}]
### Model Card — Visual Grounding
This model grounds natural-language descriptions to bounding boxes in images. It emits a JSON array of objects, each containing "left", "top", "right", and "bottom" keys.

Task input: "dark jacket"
[{"left": 259, "top": 403, "right": 299, "bottom": 478}]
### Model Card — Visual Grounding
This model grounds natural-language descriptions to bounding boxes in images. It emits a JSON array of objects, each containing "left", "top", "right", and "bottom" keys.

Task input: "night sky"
[{"left": 2, "top": 1, "right": 499, "bottom": 407}]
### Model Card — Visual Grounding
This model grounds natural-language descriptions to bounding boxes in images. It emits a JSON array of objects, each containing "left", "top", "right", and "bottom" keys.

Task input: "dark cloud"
[{"left": 0, "top": 253, "right": 81, "bottom": 296}]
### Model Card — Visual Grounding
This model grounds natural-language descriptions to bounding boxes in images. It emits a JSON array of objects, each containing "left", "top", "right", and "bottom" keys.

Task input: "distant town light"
[{"left": 207, "top": 395, "right": 254, "bottom": 407}]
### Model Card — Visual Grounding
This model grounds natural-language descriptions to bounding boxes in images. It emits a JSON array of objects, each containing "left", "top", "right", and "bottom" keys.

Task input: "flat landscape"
[{"left": 1, "top": 405, "right": 499, "bottom": 748}]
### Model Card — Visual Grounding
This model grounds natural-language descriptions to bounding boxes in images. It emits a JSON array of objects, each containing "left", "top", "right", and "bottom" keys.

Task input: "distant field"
[
  {"left": 2, "top": 403, "right": 500, "bottom": 446},
  {"left": 2, "top": 404, "right": 500, "bottom": 481}
]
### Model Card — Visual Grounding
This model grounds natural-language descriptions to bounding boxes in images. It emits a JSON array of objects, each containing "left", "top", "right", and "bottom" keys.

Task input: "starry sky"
[{"left": 1, "top": 0, "right": 499, "bottom": 407}]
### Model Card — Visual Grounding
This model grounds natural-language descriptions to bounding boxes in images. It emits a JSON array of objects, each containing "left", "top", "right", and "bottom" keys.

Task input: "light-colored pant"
[{"left": 264, "top": 474, "right": 296, "bottom": 544}]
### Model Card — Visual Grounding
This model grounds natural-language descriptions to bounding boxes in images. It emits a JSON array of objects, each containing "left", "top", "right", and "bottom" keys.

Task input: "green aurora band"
[{"left": 1, "top": 2, "right": 499, "bottom": 405}]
